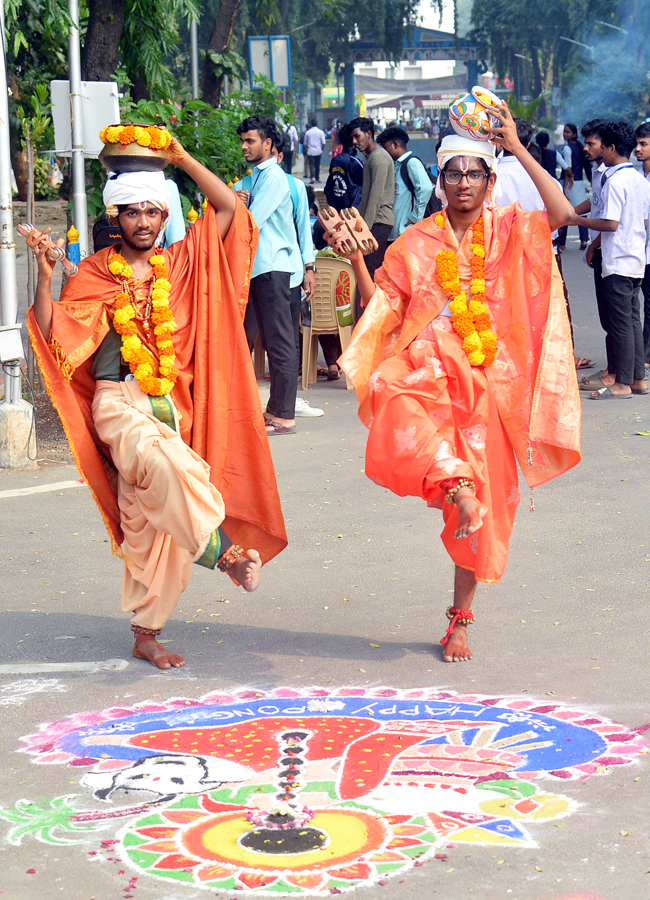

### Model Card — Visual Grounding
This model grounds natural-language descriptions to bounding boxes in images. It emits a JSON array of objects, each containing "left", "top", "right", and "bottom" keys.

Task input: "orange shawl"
[
  {"left": 340, "top": 204, "right": 581, "bottom": 488},
  {"left": 27, "top": 203, "right": 288, "bottom": 563}
]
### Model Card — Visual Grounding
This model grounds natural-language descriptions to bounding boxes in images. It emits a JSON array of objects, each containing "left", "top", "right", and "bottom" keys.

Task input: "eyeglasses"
[{"left": 443, "top": 170, "right": 489, "bottom": 186}]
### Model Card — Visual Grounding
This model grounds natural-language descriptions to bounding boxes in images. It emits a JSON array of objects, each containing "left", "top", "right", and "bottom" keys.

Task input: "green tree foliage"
[{"left": 470, "top": 0, "right": 614, "bottom": 101}]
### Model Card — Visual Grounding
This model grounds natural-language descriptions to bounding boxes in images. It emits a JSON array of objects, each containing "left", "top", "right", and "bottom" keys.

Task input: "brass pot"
[{"left": 99, "top": 133, "right": 170, "bottom": 174}]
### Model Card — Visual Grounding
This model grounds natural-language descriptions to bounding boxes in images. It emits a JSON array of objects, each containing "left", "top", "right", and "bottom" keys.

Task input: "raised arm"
[
  {"left": 167, "top": 137, "right": 236, "bottom": 240},
  {"left": 24, "top": 227, "right": 64, "bottom": 340},
  {"left": 490, "top": 104, "right": 574, "bottom": 232}
]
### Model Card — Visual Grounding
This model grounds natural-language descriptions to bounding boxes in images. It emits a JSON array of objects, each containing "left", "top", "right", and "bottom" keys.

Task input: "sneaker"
[{"left": 295, "top": 397, "right": 324, "bottom": 417}]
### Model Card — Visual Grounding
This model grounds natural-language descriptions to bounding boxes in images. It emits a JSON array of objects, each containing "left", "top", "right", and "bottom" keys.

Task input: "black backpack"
[{"left": 401, "top": 154, "right": 442, "bottom": 218}]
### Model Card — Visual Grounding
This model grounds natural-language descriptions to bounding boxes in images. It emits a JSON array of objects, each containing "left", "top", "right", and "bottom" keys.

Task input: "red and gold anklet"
[
  {"left": 131, "top": 624, "right": 161, "bottom": 637},
  {"left": 440, "top": 606, "right": 475, "bottom": 646},
  {"left": 217, "top": 544, "right": 245, "bottom": 572},
  {"left": 443, "top": 478, "right": 476, "bottom": 503}
]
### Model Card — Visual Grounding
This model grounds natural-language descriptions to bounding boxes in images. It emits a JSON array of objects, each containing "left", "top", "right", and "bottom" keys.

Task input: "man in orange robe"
[
  {"left": 26, "top": 136, "right": 287, "bottom": 669},
  {"left": 339, "top": 104, "right": 581, "bottom": 662}
]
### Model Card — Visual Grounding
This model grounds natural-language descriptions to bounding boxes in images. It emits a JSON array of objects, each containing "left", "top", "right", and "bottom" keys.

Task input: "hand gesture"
[
  {"left": 24, "top": 227, "right": 64, "bottom": 279},
  {"left": 488, "top": 102, "right": 523, "bottom": 154},
  {"left": 167, "top": 135, "right": 188, "bottom": 165}
]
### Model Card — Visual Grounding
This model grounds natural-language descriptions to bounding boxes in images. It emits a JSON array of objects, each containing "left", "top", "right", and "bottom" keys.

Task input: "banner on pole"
[
  {"left": 248, "top": 36, "right": 291, "bottom": 89},
  {"left": 50, "top": 81, "right": 120, "bottom": 158}
]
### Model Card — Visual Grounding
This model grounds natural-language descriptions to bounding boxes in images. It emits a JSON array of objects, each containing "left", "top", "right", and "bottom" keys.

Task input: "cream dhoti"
[{"left": 92, "top": 380, "right": 225, "bottom": 630}]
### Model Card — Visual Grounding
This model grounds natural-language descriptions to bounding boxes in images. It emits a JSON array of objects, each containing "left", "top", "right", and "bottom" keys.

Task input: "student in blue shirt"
[
  {"left": 235, "top": 116, "right": 299, "bottom": 435},
  {"left": 377, "top": 126, "right": 433, "bottom": 241}
]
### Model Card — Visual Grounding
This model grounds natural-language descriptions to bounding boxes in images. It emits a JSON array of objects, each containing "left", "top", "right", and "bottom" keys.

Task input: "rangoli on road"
[{"left": 1, "top": 687, "right": 646, "bottom": 895}]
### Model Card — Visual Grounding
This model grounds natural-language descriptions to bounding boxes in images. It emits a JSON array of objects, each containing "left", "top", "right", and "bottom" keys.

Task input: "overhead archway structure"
[{"left": 336, "top": 28, "right": 484, "bottom": 123}]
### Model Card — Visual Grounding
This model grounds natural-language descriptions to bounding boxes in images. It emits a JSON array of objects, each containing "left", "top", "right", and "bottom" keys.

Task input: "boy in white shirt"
[
  {"left": 576, "top": 122, "right": 650, "bottom": 398},
  {"left": 573, "top": 119, "right": 611, "bottom": 374},
  {"left": 634, "top": 123, "right": 650, "bottom": 369}
]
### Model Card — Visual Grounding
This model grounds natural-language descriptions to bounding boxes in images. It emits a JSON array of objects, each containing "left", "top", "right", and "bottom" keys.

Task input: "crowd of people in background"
[
  {"left": 233, "top": 107, "right": 650, "bottom": 425},
  {"left": 90, "top": 109, "right": 650, "bottom": 436}
]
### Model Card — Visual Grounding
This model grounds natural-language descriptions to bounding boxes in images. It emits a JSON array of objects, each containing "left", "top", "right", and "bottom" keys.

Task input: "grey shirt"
[{"left": 359, "top": 145, "right": 395, "bottom": 229}]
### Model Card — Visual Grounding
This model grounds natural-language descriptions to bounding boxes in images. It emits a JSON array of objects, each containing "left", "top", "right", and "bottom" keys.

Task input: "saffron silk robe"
[
  {"left": 28, "top": 203, "right": 288, "bottom": 572},
  {"left": 340, "top": 204, "right": 581, "bottom": 582}
]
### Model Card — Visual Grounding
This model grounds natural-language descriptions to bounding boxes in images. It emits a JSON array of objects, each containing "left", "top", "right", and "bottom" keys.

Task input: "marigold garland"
[
  {"left": 109, "top": 252, "right": 178, "bottom": 396},
  {"left": 435, "top": 214, "right": 497, "bottom": 367},
  {"left": 99, "top": 124, "right": 172, "bottom": 151}
]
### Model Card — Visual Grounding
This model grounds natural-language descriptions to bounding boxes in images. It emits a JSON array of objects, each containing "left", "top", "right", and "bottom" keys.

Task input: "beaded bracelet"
[
  {"left": 445, "top": 478, "right": 476, "bottom": 503},
  {"left": 217, "top": 544, "right": 245, "bottom": 572},
  {"left": 131, "top": 624, "right": 161, "bottom": 637}
]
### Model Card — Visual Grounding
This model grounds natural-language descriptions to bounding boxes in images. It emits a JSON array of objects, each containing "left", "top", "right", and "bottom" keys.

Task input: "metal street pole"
[
  {"left": 190, "top": 18, "right": 199, "bottom": 100},
  {"left": 0, "top": 3, "right": 20, "bottom": 405},
  {"left": 68, "top": 0, "right": 88, "bottom": 257}
]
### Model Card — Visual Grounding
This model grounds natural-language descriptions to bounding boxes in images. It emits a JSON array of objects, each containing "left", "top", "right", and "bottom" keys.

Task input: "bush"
[{"left": 34, "top": 156, "right": 59, "bottom": 201}]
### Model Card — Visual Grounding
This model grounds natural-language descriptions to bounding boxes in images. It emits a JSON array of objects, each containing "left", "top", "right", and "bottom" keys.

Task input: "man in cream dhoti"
[
  {"left": 27, "top": 135, "right": 287, "bottom": 669},
  {"left": 338, "top": 104, "right": 581, "bottom": 662}
]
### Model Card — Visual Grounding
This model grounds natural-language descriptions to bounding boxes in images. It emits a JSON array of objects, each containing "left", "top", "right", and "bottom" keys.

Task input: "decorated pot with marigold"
[{"left": 99, "top": 124, "right": 172, "bottom": 174}]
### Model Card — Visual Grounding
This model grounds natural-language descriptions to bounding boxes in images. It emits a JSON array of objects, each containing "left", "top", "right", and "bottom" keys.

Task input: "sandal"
[
  {"left": 575, "top": 357, "right": 593, "bottom": 369},
  {"left": 588, "top": 387, "right": 632, "bottom": 400},
  {"left": 327, "top": 366, "right": 340, "bottom": 381},
  {"left": 265, "top": 421, "right": 297, "bottom": 435}
]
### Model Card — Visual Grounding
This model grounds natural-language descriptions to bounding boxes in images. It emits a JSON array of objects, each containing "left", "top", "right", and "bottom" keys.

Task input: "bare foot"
[
  {"left": 454, "top": 489, "right": 487, "bottom": 540},
  {"left": 132, "top": 634, "right": 185, "bottom": 669},
  {"left": 442, "top": 625, "right": 473, "bottom": 662},
  {"left": 230, "top": 549, "right": 262, "bottom": 592}
]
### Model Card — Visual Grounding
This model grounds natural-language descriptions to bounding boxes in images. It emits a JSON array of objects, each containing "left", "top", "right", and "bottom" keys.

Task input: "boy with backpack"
[{"left": 377, "top": 125, "right": 435, "bottom": 239}]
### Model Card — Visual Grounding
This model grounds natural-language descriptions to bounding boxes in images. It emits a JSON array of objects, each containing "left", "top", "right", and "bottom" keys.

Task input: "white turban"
[
  {"left": 103, "top": 171, "right": 172, "bottom": 213},
  {"left": 435, "top": 135, "right": 501, "bottom": 205}
]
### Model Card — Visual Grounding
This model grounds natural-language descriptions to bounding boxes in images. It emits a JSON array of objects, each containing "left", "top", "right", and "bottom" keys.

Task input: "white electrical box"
[
  {"left": 0, "top": 325, "right": 25, "bottom": 363},
  {"left": 50, "top": 80, "right": 121, "bottom": 158}
]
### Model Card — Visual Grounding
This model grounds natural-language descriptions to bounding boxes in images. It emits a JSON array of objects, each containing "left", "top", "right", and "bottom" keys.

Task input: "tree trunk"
[
  {"left": 81, "top": 0, "right": 126, "bottom": 81},
  {"left": 130, "top": 70, "right": 150, "bottom": 102},
  {"left": 200, "top": 0, "right": 244, "bottom": 107},
  {"left": 10, "top": 126, "right": 28, "bottom": 202}
]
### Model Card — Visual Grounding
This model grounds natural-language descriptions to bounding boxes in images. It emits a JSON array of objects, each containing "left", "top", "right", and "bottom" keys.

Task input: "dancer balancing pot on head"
[
  {"left": 337, "top": 101, "right": 581, "bottom": 663},
  {"left": 25, "top": 133, "right": 287, "bottom": 670}
]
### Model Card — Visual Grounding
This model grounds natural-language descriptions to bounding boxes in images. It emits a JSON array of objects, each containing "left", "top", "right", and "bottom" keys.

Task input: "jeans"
[
  {"left": 642, "top": 264, "right": 650, "bottom": 365},
  {"left": 602, "top": 272, "right": 644, "bottom": 385},
  {"left": 308, "top": 154, "right": 322, "bottom": 181},
  {"left": 592, "top": 250, "right": 614, "bottom": 373},
  {"left": 249, "top": 271, "right": 298, "bottom": 419}
]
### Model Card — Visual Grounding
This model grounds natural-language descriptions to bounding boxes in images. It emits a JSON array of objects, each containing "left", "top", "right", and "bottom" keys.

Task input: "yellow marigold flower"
[
  {"left": 113, "top": 307, "right": 135, "bottom": 326},
  {"left": 463, "top": 332, "right": 482, "bottom": 353},
  {"left": 471, "top": 243, "right": 486, "bottom": 258},
  {"left": 99, "top": 127, "right": 108, "bottom": 143},
  {"left": 151, "top": 288, "right": 170, "bottom": 303},
  {"left": 136, "top": 131, "right": 152, "bottom": 147},
  {"left": 135, "top": 362, "right": 153, "bottom": 378},
  {"left": 149, "top": 254, "right": 165, "bottom": 266},
  {"left": 153, "top": 278, "right": 171, "bottom": 292},
  {"left": 468, "top": 349, "right": 485, "bottom": 366},
  {"left": 106, "top": 126, "right": 123, "bottom": 144},
  {"left": 133, "top": 126, "right": 145, "bottom": 141},
  {"left": 154, "top": 320, "right": 176, "bottom": 335},
  {"left": 122, "top": 336, "right": 142, "bottom": 354},
  {"left": 471, "top": 279, "right": 486, "bottom": 294},
  {"left": 435, "top": 214, "right": 445, "bottom": 228}
]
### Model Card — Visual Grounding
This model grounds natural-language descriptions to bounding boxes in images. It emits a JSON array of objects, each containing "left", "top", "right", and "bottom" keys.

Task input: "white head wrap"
[
  {"left": 435, "top": 135, "right": 501, "bottom": 205},
  {"left": 103, "top": 171, "right": 172, "bottom": 213}
]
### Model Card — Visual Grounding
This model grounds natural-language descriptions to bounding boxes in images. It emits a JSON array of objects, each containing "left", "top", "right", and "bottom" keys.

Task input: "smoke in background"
[{"left": 562, "top": 1, "right": 650, "bottom": 124}]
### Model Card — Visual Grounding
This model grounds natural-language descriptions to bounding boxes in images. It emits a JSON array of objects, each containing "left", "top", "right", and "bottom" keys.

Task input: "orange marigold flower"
[{"left": 120, "top": 125, "right": 136, "bottom": 145}]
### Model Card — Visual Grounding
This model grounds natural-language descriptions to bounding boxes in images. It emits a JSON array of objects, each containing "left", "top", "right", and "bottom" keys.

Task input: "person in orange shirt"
[
  {"left": 25, "top": 135, "right": 287, "bottom": 670},
  {"left": 338, "top": 103, "right": 581, "bottom": 663}
]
